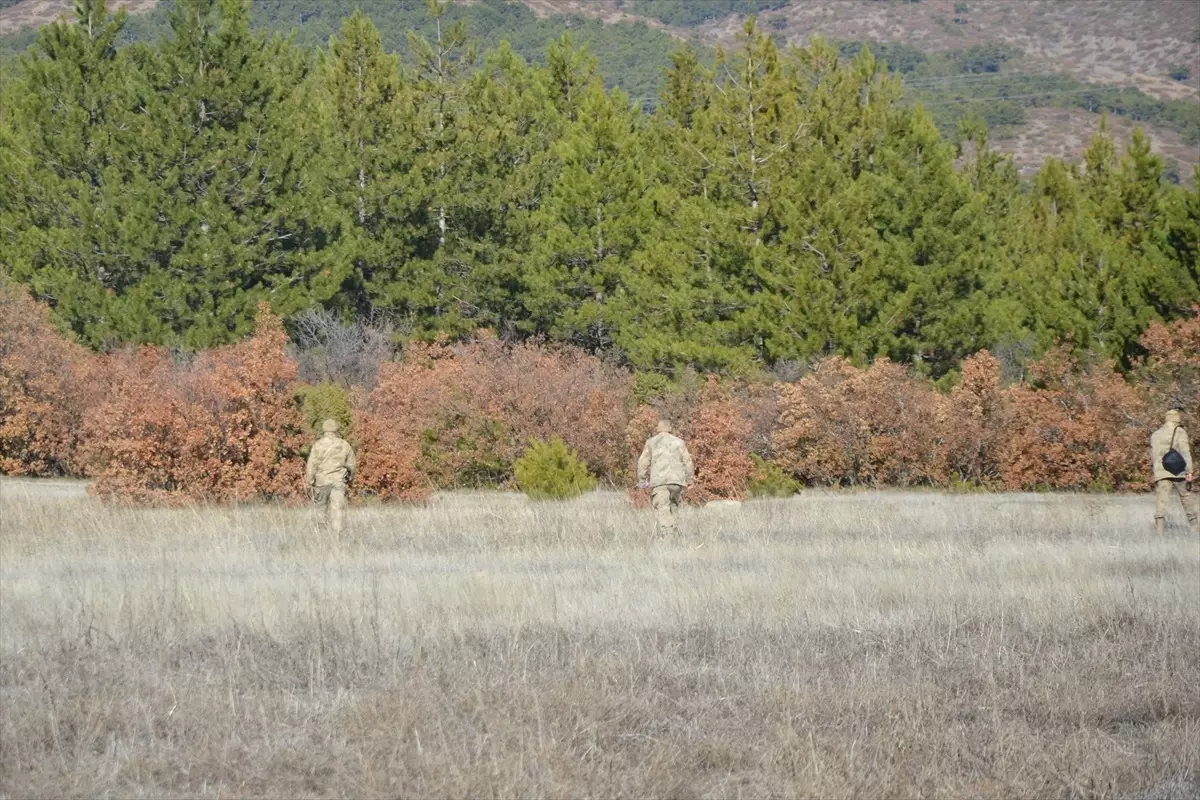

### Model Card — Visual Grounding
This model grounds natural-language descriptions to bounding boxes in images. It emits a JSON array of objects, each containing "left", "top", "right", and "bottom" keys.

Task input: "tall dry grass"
[{"left": 1, "top": 479, "right": 1198, "bottom": 798}]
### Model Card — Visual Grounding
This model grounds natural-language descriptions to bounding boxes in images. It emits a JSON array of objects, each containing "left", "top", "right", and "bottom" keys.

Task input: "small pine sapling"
[{"left": 514, "top": 436, "right": 598, "bottom": 500}]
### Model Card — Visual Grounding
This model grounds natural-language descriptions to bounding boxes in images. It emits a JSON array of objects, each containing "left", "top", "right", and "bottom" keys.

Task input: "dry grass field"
[{"left": 2, "top": 478, "right": 1198, "bottom": 798}]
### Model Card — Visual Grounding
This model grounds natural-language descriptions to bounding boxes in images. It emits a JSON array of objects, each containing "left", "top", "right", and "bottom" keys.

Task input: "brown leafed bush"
[
  {"left": 623, "top": 378, "right": 759, "bottom": 505},
  {"left": 681, "top": 376, "right": 755, "bottom": 502},
  {"left": 5, "top": 277, "right": 1189, "bottom": 502},
  {"left": 774, "top": 358, "right": 948, "bottom": 487},
  {"left": 0, "top": 278, "right": 104, "bottom": 476},
  {"left": 350, "top": 383, "right": 430, "bottom": 502},
  {"left": 78, "top": 348, "right": 198, "bottom": 504},
  {"left": 945, "top": 350, "right": 1007, "bottom": 487},
  {"left": 81, "top": 306, "right": 308, "bottom": 505},
  {"left": 354, "top": 332, "right": 631, "bottom": 497},
  {"left": 1136, "top": 307, "right": 1200, "bottom": 457},
  {"left": 1138, "top": 307, "right": 1200, "bottom": 417},
  {"left": 997, "top": 348, "right": 1150, "bottom": 491}
]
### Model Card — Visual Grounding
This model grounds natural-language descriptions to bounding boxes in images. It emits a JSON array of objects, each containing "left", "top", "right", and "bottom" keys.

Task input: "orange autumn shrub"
[
  {"left": 624, "top": 378, "right": 759, "bottom": 505},
  {"left": 354, "top": 332, "right": 631, "bottom": 496},
  {"left": 350, "top": 380, "right": 433, "bottom": 502},
  {"left": 996, "top": 349, "right": 1150, "bottom": 491},
  {"left": 681, "top": 376, "right": 755, "bottom": 502},
  {"left": 82, "top": 306, "right": 308, "bottom": 505},
  {"left": 1138, "top": 307, "right": 1199, "bottom": 416},
  {"left": 6, "top": 273, "right": 1188, "bottom": 503},
  {"left": 1136, "top": 307, "right": 1200, "bottom": 458},
  {"left": 0, "top": 278, "right": 104, "bottom": 476},
  {"left": 774, "top": 357, "right": 947, "bottom": 487},
  {"left": 79, "top": 348, "right": 198, "bottom": 504},
  {"left": 945, "top": 350, "right": 1007, "bottom": 487},
  {"left": 182, "top": 307, "right": 308, "bottom": 501}
]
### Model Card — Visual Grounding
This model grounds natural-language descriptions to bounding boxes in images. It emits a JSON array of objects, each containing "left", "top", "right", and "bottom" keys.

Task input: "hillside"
[
  {"left": 524, "top": 0, "right": 1200, "bottom": 176},
  {"left": 1, "top": 0, "right": 1198, "bottom": 176},
  {"left": 0, "top": 0, "right": 156, "bottom": 35}
]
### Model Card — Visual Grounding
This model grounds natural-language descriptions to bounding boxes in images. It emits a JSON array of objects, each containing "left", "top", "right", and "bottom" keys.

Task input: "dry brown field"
[{"left": 1, "top": 478, "right": 1198, "bottom": 798}]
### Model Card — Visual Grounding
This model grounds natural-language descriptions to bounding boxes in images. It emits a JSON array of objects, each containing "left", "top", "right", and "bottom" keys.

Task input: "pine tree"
[
  {"left": 313, "top": 10, "right": 419, "bottom": 320},
  {"left": 379, "top": 0, "right": 479, "bottom": 335},
  {"left": 0, "top": 0, "right": 143, "bottom": 346},
  {"left": 523, "top": 42, "right": 647, "bottom": 353},
  {"left": 124, "top": 0, "right": 338, "bottom": 347}
]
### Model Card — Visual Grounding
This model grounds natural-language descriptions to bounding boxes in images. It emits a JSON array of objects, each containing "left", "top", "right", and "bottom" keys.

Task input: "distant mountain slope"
[
  {"left": 2, "top": 0, "right": 1197, "bottom": 176},
  {"left": 519, "top": 0, "right": 1200, "bottom": 176},
  {"left": 0, "top": 0, "right": 685, "bottom": 104},
  {"left": 0, "top": 0, "right": 156, "bottom": 35},
  {"left": 752, "top": 0, "right": 1200, "bottom": 103}
]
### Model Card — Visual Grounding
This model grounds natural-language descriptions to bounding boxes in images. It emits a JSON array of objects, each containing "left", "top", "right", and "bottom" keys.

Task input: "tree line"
[{"left": 1, "top": 0, "right": 1196, "bottom": 380}]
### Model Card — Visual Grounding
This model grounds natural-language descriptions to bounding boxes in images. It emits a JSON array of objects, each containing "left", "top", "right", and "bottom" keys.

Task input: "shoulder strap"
[{"left": 1169, "top": 425, "right": 1181, "bottom": 449}]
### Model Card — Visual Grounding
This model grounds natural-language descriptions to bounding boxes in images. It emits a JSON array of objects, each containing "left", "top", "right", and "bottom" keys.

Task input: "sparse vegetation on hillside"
[
  {"left": 1, "top": 0, "right": 1195, "bottom": 165},
  {"left": 629, "top": 0, "right": 788, "bottom": 27},
  {"left": 835, "top": 40, "right": 1200, "bottom": 144}
]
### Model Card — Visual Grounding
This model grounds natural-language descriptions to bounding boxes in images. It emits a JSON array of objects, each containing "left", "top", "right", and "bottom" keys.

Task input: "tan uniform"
[
  {"left": 306, "top": 433, "right": 356, "bottom": 534},
  {"left": 637, "top": 432, "right": 694, "bottom": 534},
  {"left": 1150, "top": 421, "right": 1197, "bottom": 531}
]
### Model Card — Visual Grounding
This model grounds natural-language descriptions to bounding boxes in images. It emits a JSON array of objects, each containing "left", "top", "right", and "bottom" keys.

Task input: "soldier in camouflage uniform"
[
  {"left": 306, "top": 419, "right": 357, "bottom": 535},
  {"left": 1150, "top": 408, "right": 1197, "bottom": 534},
  {"left": 637, "top": 420, "right": 695, "bottom": 535}
]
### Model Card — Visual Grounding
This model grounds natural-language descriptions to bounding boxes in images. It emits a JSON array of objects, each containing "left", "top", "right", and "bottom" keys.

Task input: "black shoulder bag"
[{"left": 1162, "top": 426, "right": 1187, "bottom": 476}]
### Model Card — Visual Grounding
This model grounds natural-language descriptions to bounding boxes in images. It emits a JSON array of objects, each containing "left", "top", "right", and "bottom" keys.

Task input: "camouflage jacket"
[
  {"left": 637, "top": 432, "right": 695, "bottom": 488},
  {"left": 306, "top": 434, "right": 357, "bottom": 487},
  {"left": 1150, "top": 423, "right": 1191, "bottom": 482}
]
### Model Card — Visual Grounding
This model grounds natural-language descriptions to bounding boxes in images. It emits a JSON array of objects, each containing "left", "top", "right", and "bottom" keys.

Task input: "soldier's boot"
[{"left": 1155, "top": 517, "right": 1167, "bottom": 535}]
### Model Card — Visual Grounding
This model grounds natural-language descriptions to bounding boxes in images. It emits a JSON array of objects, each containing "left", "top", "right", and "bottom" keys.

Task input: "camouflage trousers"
[
  {"left": 1155, "top": 479, "right": 1199, "bottom": 530},
  {"left": 650, "top": 484, "right": 683, "bottom": 535},
  {"left": 312, "top": 483, "right": 347, "bottom": 534}
]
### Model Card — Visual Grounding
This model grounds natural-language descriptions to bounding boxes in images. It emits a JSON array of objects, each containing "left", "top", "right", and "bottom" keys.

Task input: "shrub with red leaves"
[
  {"left": 0, "top": 278, "right": 103, "bottom": 476},
  {"left": 774, "top": 358, "right": 948, "bottom": 487},
  {"left": 1138, "top": 308, "right": 1199, "bottom": 416},
  {"left": 6, "top": 275, "right": 1193, "bottom": 503},
  {"left": 996, "top": 348, "right": 1150, "bottom": 491},
  {"left": 681, "top": 376, "right": 755, "bottom": 502},
  {"left": 81, "top": 306, "right": 308, "bottom": 505},
  {"left": 354, "top": 332, "right": 631, "bottom": 497},
  {"left": 945, "top": 350, "right": 1006, "bottom": 487}
]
